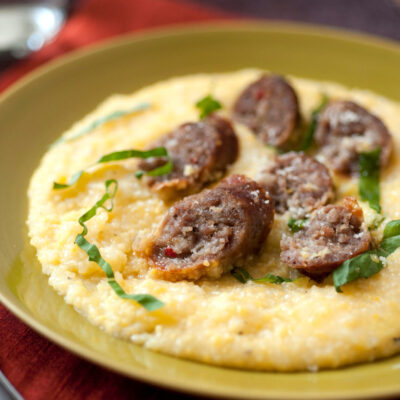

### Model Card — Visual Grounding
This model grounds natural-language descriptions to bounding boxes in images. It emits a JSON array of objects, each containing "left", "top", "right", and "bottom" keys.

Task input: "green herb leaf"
[
  {"left": 52, "top": 102, "right": 151, "bottom": 146},
  {"left": 359, "top": 148, "right": 381, "bottom": 213},
  {"left": 75, "top": 179, "right": 164, "bottom": 311},
  {"left": 253, "top": 274, "right": 293, "bottom": 284},
  {"left": 333, "top": 219, "right": 400, "bottom": 292},
  {"left": 53, "top": 171, "right": 84, "bottom": 189},
  {"left": 288, "top": 217, "right": 308, "bottom": 232},
  {"left": 379, "top": 235, "right": 400, "bottom": 256},
  {"left": 333, "top": 252, "right": 383, "bottom": 293},
  {"left": 231, "top": 267, "right": 293, "bottom": 285},
  {"left": 195, "top": 95, "right": 222, "bottom": 119},
  {"left": 368, "top": 214, "right": 385, "bottom": 231},
  {"left": 379, "top": 220, "right": 400, "bottom": 255},
  {"left": 382, "top": 219, "right": 400, "bottom": 239},
  {"left": 53, "top": 147, "right": 172, "bottom": 190},
  {"left": 134, "top": 170, "right": 145, "bottom": 179},
  {"left": 231, "top": 267, "right": 252, "bottom": 283},
  {"left": 300, "top": 95, "right": 328, "bottom": 151}
]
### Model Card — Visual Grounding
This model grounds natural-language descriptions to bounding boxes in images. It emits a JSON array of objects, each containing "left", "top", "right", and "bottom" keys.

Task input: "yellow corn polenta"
[{"left": 27, "top": 70, "right": 400, "bottom": 371}]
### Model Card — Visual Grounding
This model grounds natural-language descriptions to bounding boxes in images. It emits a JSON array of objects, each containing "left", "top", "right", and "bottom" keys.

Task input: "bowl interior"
[{"left": 1, "top": 23, "right": 400, "bottom": 399}]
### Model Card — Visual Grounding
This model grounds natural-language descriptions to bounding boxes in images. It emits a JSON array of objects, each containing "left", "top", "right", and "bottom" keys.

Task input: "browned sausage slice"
[
  {"left": 280, "top": 197, "right": 371, "bottom": 278},
  {"left": 232, "top": 74, "right": 300, "bottom": 148},
  {"left": 256, "top": 152, "right": 334, "bottom": 218},
  {"left": 139, "top": 114, "right": 239, "bottom": 199},
  {"left": 315, "top": 100, "right": 392, "bottom": 174},
  {"left": 147, "top": 175, "right": 274, "bottom": 281}
]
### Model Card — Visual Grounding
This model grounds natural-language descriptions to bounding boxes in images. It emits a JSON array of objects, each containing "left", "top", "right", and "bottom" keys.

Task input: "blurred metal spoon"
[
  {"left": 0, "top": 1, "right": 68, "bottom": 59},
  {"left": 0, "top": 369, "right": 23, "bottom": 400}
]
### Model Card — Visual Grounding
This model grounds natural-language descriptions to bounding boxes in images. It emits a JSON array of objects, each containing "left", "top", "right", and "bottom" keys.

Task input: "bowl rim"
[{"left": 2, "top": 21, "right": 400, "bottom": 400}]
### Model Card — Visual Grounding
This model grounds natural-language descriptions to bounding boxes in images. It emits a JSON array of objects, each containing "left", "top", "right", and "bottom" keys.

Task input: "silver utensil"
[
  {"left": 0, "top": 370, "right": 23, "bottom": 400},
  {"left": 0, "top": 1, "right": 67, "bottom": 58}
]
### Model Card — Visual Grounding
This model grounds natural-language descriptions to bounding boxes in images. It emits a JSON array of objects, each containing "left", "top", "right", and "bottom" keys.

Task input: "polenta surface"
[{"left": 27, "top": 70, "right": 400, "bottom": 371}]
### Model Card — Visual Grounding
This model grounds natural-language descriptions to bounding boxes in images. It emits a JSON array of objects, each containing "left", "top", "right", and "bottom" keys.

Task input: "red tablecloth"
[
  {"left": 0, "top": 0, "right": 231, "bottom": 92},
  {"left": 0, "top": 1, "right": 231, "bottom": 399}
]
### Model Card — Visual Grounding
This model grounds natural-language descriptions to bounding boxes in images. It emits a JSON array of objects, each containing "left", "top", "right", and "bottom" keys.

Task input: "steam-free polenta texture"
[{"left": 27, "top": 70, "right": 400, "bottom": 371}]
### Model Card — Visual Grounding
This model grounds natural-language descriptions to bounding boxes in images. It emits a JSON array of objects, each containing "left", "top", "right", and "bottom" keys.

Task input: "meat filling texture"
[
  {"left": 139, "top": 114, "right": 238, "bottom": 199},
  {"left": 233, "top": 74, "right": 300, "bottom": 148},
  {"left": 148, "top": 175, "right": 274, "bottom": 281},
  {"left": 315, "top": 100, "right": 392, "bottom": 174},
  {"left": 256, "top": 152, "right": 334, "bottom": 218},
  {"left": 280, "top": 197, "right": 371, "bottom": 278}
]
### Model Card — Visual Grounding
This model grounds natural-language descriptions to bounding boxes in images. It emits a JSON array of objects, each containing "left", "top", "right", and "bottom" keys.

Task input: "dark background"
[
  {"left": 190, "top": 0, "right": 400, "bottom": 41},
  {"left": 2, "top": 0, "right": 400, "bottom": 73}
]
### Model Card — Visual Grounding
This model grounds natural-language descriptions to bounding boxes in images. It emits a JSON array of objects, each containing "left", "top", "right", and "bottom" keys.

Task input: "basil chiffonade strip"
[
  {"left": 287, "top": 217, "right": 308, "bottom": 233},
  {"left": 333, "top": 219, "right": 400, "bottom": 292},
  {"left": 53, "top": 147, "right": 172, "bottom": 189},
  {"left": 231, "top": 266, "right": 294, "bottom": 285},
  {"left": 359, "top": 148, "right": 381, "bottom": 213},
  {"left": 75, "top": 179, "right": 164, "bottom": 311},
  {"left": 52, "top": 102, "right": 151, "bottom": 146},
  {"left": 196, "top": 95, "right": 222, "bottom": 119},
  {"left": 300, "top": 95, "right": 328, "bottom": 151}
]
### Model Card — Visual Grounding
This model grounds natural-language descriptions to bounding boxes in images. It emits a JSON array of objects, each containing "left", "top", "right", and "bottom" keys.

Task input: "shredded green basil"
[
  {"left": 231, "top": 267, "right": 251, "bottom": 283},
  {"left": 195, "top": 95, "right": 222, "bottom": 119},
  {"left": 368, "top": 214, "right": 385, "bottom": 231},
  {"left": 75, "top": 179, "right": 164, "bottom": 311},
  {"left": 231, "top": 267, "right": 293, "bottom": 285},
  {"left": 379, "top": 219, "right": 400, "bottom": 254},
  {"left": 134, "top": 170, "right": 145, "bottom": 179},
  {"left": 333, "top": 219, "right": 400, "bottom": 292},
  {"left": 288, "top": 217, "right": 308, "bottom": 232},
  {"left": 52, "top": 102, "right": 151, "bottom": 146},
  {"left": 253, "top": 274, "right": 293, "bottom": 284},
  {"left": 359, "top": 148, "right": 381, "bottom": 213},
  {"left": 332, "top": 252, "right": 383, "bottom": 293},
  {"left": 53, "top": 147, "right": 172, "bottom": 189},
  {"left": 300, "top": 95, "right": 328, "bottom": 151}
]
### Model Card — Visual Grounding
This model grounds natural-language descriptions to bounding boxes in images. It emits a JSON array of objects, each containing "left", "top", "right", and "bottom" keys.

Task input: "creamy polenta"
[{"left": 27, "top": 70, "right": 400, "bottom": 371}]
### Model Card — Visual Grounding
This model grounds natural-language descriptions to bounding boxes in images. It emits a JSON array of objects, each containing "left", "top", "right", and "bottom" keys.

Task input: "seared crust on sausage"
[
  {"left": 139, "top": 114, "right": 239, "bottom": 199},
  {"left": 147, "top": 175, "right": 274, "bottom": 281},
  {"left": 256, "top": 152, "right": 334, "bottom": 218},
  {"left": 280, "top": 197, "right": 371, "bottom": 278},
  {"left": 315, "top": 100, "right": 392, "bottom": 174},
  {"left": 232, "top": 74, "right": 300, "bottom": 148}
]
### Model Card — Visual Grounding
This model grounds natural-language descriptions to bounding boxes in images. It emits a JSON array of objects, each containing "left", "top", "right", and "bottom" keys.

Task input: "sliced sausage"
[
  {"left": 232, "top": 74, "right": 300, "bottom": 148},
  {"left": 139, "top": 114, "right": 239, "bottom": 199},
  {"left": 147, "top": 174, "right": 274, "bottom": 281},
  {"left": 280, "top": 197, "right": 371, "bottom": 278},
  {"left": 256, "top": 152, "right": 334, "bottom": 218},
  {"left": 315, "top": 100, "right": 392, "bottom": 174}
]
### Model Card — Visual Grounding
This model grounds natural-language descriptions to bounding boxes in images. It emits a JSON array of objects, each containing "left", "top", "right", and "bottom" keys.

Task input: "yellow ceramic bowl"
[{"left": 1, "top": 23, "right": 400, "bottom": 399}]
